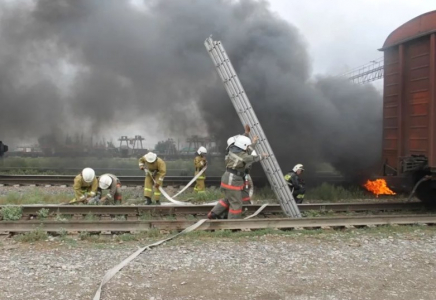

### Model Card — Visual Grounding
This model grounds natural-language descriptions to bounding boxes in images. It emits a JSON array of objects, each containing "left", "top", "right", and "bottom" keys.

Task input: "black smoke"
[{"left": 0, "top": 0, "right": 382, "bottom": 178}]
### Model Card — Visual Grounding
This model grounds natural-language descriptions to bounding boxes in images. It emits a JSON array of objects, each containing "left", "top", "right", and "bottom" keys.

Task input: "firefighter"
[
  {"left": 139, "top": 152, "right": 166, "bottom": 205},
  {"left": 92, "top": 173, "right": 122, "bottom": 205},
  {"left": 284, "top": 164, "right": 306, "bottom": 203},
  {"left": 208, "top": 135, "right": 267, "bottom": 219},
  {"left": 72, "top": 168, "right": 98, "bottom": 203},
  {"left": 224, "top": 126, "right": 254, "bottom": 211},
  {"left": 227, "top": 136, "right": 254, "bottom": 205},
  {"left": 194, "top": 146, "right": 207, "bottom": 194}
]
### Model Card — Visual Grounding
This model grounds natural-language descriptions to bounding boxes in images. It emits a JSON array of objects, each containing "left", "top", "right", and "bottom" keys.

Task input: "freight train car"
[{"left": 380, "top": 10, "right": 436, "bottom": 201}]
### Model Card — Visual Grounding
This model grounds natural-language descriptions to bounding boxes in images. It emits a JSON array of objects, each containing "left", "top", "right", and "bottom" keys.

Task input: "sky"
[{"left": 269, "top": 0, "right": 435, "bottom": 75}]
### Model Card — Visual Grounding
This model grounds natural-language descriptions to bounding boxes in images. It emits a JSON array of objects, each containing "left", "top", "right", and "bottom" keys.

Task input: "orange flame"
[{"left": 364, "top": 179, "right": 396, "bottom": 197}]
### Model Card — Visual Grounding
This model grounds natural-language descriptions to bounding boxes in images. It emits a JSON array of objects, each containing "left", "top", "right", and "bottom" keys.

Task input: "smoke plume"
[{"left": 0, "top": 0, "right": 382, "bottom": 178}]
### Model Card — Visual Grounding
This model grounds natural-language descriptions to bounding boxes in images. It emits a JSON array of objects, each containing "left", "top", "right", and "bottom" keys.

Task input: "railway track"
[
  {"left": 0, "top": 214, "right": 435, "bottom": 233},
  {"left": 0, "top": 174, "right": 347, "bottom": 187},
  {"left": 0, "top": 174, "right": 226, "bottom": 187},
  {"left": 3, "top": 201, "right": 428, "bottom": 218},
  {"left": 1, "top": 202, "right": 432, "bottom": 234}
]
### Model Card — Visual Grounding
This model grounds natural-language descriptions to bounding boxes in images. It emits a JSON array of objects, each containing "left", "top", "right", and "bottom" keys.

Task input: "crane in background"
[{"left": 341, "top": 57, "right": 384, "bottom": 84}]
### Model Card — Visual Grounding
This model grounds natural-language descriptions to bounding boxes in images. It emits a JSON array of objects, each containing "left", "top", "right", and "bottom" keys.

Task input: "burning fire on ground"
[{"left": 364, "top": 179, "right": 396, "bottom": 197}]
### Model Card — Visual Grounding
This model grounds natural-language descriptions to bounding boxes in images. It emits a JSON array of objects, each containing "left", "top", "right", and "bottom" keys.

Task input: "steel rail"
[
  {"left": 0, "top": 174, "right": 346, "bottom": 187},
  {"left": 6, "top": 202, "right": 428, "bottom": 217},
  {"left": 1, "top": 214, "right": 435, "bottom": 232},
  {"left": 0, "top": 174, "right": 261, "bottom": 187}
]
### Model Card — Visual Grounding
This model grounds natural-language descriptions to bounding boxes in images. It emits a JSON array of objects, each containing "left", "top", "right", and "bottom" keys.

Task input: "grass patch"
[
  {"left": 139, "top": 211, "right": 153, "bottom": 221},
  {"left": 57, "top": 228, "right": 68, "bottom": 237},
  {"left": 143, "top": 228, "right": 161, "bottom": 238},
  {"left": 186, "top": 214, "right": 197, "bottom": 221},
  {"left": 301, "top": 209, "right": 337, "bottom": 218},
  {"left": 114, "top": 233, "right": 139, "bottom": 242},
  {"left": 14, "top": 227, "right": 48, "bottom": 242},
  {"left": 0, "top": 188, "right": 72, "bottom": 205},
  {"left": 0, "top": 206, "right": 23, "bottom": 221},
  {"left": 306, "top": 183, "right": 368, "bottom": 201},
  {"left": 55, "top": 212, "right": 72, "bottom": 221},
  {"left": 84, "top": 212, "right": 97, "bottom": 221},
  {"left": 60, "top": 235, "right": 78, "bottom": 245},
  {"left": 37, "top": 208, "right": 50, "bottom": 219},
  {"left": 176, "top": 188, "right": 223, "bottom": 203},
  {"left": 251, "top": 187, "right": 276, "bottom": 201},
  {"left": 0, "top": 157, "right": 225, "bottom": 176}
]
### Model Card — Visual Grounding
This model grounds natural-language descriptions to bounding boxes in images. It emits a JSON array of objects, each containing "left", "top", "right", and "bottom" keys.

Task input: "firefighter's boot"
[
  {"left": 144, "top": 197, "right": 152, "bottom": 205},
  {"left": 207, "top": 211, "right": 219, "bottom": 219}
]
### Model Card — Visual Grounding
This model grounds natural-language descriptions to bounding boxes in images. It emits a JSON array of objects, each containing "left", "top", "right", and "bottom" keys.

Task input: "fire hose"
[
  {"left": 144, "top": 168, "right": 209, "bottom": 205},
  {"left": 92, "top": 203, "right": 268, "bottom": 300},
  {"left": 145, "top": 168, "right": 254, "bottom": 206}
]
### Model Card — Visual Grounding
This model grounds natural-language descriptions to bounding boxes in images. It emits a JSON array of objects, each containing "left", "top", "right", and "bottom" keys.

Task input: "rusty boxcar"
[{"left": 380, "top": 10, "right": 436, "bottom": 201}]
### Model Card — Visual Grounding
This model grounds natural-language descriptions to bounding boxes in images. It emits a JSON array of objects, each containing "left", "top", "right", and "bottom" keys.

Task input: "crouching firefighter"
[
  {"left": 208, "top": 135, "right": 267, "bottom": 219},
  {"left": 139, "top": 152, "right": 166, "bottom": 205},
  {"left": 90, "top": 174, "right": 122, "bottom": 205},
  {"left": 70, "top": 168, "right": 98, "bottom": 204},
  {"left": 284, "top": 164, "right": 305, "bottom": 204},
  {"left": 194, "top": 146, "right": 207, "bottom": 194}
]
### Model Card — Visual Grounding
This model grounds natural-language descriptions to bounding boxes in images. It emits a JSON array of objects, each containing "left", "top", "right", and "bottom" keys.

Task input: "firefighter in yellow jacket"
[
  {"left": 139, "top": 152, "right": 166, "bottom": 205},
  {"left": 72, "top": 168, "right": 98, "bottom": 203},
  {"left": 194, "top": 146, "right": 207, "bottom": 193}
]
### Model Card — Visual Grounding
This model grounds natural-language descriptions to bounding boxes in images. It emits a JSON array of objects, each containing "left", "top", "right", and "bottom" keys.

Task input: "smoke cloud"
[{"left": 0, "top": 0, "right": 382, "bottom": 178}]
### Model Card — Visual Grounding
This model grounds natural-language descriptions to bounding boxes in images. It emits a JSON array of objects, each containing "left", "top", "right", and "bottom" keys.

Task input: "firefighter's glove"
[
  {"left": 244, "top": 124, "right": 251, "bottom": 135},
  {"left": 139, "top": 166, "right": 144, "bottom": 170},
  {"left": 154, "top": 183, "right": 160, "bottom": 189},
  {"left": 87, "top": 197, "right": 100, "bottom": 205}
]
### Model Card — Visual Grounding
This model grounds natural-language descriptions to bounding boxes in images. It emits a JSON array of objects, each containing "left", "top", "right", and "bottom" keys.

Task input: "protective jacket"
[
  {"left": 284, "top": 171, "right": 304, "bottom": 190},
  {"left": 221, "top": 145, "right": 260, "bottom": 190},
  {"left": 73, "top": 174, "right": 98, "bottom": 200},
  {"left": 138, "top": 157, "right": 167, "bottom": 185},
  {"left": 194, "top": 155, "right": 207, "bottom": 176},
  {"left": 98, "top": 173, "right": 121, "bottom": 201}
]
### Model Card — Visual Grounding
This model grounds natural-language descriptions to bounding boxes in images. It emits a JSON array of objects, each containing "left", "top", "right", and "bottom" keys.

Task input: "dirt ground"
[{"left": 1, "top": 226, "right": 436, "bottom": 300}]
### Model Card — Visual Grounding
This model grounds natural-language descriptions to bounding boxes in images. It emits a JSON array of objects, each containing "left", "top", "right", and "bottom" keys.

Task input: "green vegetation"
[
  {"left": 0, "top": 189, "right": 72, "bottom": 205},
  {"left": 14, "top": 227, "right": 48, "bottom": 242},
  {"left": 0, "top": 206, "right": 23, "bottom": 220},
  {"left": 306, "top": 183, "right": 368, "bottom": 201},
  {"left": 0, "top": 157, "right": 225, "bottom": 176},
  {"left": 37, "top": 208, "right": 50, "bottom": 219},
  {"left": 84, "top": 212, "right": 97, "bottom": 221},
  {"left": 9, "top": 224, "right": 434, "bottom": 245},
  {"left": 176, "top": 188, "right": 223, "bottom": 203}
]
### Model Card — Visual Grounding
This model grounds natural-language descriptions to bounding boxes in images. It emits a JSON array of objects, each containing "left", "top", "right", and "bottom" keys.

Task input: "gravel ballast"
[{"left": 0, "top": 228, "right": 435, "bottom": 300}]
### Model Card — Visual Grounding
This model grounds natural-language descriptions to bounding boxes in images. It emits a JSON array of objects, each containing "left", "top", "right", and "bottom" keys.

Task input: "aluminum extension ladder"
[{"left": 204, "top": 37, "right": 301, "bottom": 218}]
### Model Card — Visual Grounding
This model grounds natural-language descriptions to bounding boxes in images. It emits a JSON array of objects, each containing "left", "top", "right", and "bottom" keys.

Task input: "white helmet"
[
  {"left": 293, "top": 164, "right": 304, "bottom": 172},
  {"left": 234, "top": 135, "right": 251, "bottom": 150},
  {"left": 197, "top": 146, "right": 207, "bottom": 155},
  {"left": 227, "top": 136, "right": 237, "bottom": 147},
  {"left": 99, "top": 174, "right": 113, "bottom": 189},
  {"left": 144, "top": 152, "right": 157, "bottom": 163},
  {"left": 82, "top": 168, "right": 95, "bottom": 183}
]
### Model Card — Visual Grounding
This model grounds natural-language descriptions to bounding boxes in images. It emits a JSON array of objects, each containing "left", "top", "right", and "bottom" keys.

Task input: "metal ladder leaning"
[{"left": 204, "top": 37, "right": 301, "bottom": 218}]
